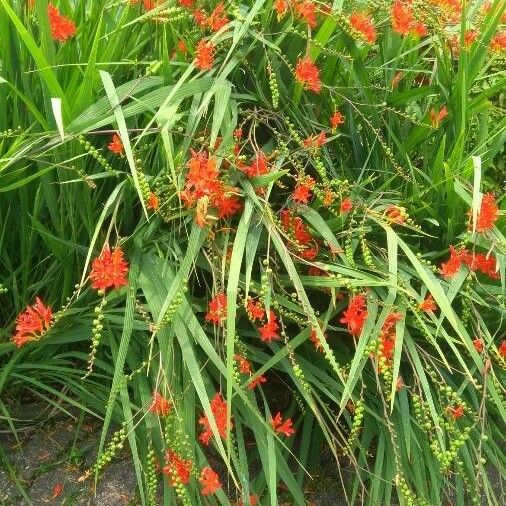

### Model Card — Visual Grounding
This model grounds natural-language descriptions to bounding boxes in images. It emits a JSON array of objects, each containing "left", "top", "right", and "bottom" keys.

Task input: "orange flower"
[
  {"left": 240, "top": 151, "right": 269, "bottom": 178},
  {"left": 178, "top": 0, "right": 194, "bottom": 8},
  {"left": 195, "top": 40, "right": 215, "bottom": 70},
  {"left": 163, "top": 449, "right": 192, "bottom": 486},
  {"left": 379, "top": 312, "right": 403, "bottom": 363},
  {"left": 200, "top": 466, "right": 222, "bottom": 495},
  {"left": 12, "top": 298, "right": 53, "bottom": 348},
  {"left": 177, "top": 39, "right": 188, "bottom": 53},
  {"left": 295, "top": 58, "right": 321, "bottom": 93},
  {"left": 274, "top": 0, "right": 288, "bottom": 20},
  {"left": 238, "top": 495, "right": 259, "bottom": 506},
  {"left": 303, "top": 132, "right": 326, "bottom": 149},
  {"left": 270, "top": 412, "right": 295, "bottom": 437},
  {"left": 340, "top": 197, "right": 353, "bottom": 214},
  {"left": 472, "top": 193, "right": 499, "bottom": 232},
  {"left": 429, "top": 106, "right": 448, "bottom": 127},
  {"left": 349, "top": 12, "right": 377, "bottom": 43},
  {"left": 258, "top": 310, "right": 280, "bottom": 342},
  {"left": 147, "top": 192, "right": 159, "bottom": 211},
  {"left": 499, "top": 340, "right": 506, "bottom": 358},
  {"left": 48, "top": 4, "right": 76, "bottom": 42},
  {"left": 108, "top": 134, "right": 124, "bottom": 155},
  {"left": 330, "top": 110, "right": 345, "bottom": 129},
  {"left": 90, "top": 247, "right": 129, "bottom": 291},
  {"left": 208, "top": 3, "right": 229, "bottom": 32},
  {"left": 148, "top": 391, "right": 171, "bottom": 416},
  {"left": 205, "top": 293, "right": 227, "bottom": 325},
  {"left": 386, "top": 205, "right": 406, "bottom": 224},
  {"left": 391, "top": 1, "right": 427, "bottom": 37},
  {"left": 419, "top": 294, "right": 437, "bottom": 312},
  {"left": 493, "top": 34, "right": 506, "bottom": 51},
  {"left": 199, "top": 393, "right": 232, "bottom": 445},
  {"left": 472, "top": 339, "right": 484, "bottom": 353}
]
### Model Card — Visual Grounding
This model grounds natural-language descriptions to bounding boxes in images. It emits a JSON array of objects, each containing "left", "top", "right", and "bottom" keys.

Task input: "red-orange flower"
[
  {"left": 419, "top": 294, "right": 437, "bottom": 313},
  {"left": 199, "top": 393, "right": 231, "bottom": 445},
  {"left": 195, "top": 40, "right": 215, "bottom": 70},
  {"left": 240, "top": 152, "right": 269, "bottom": 178},
  {"left": 238, "top": 495, "right": 259, "bottom": 506},
  {"left": 163, "top": 449, "right": 192, "bottom": 486},
  {"left": 205, "top": 293, "right": 227, "bottom": 325},
  {"left": 247, "top": 374, "right": 267, "bottom": 389},
  {"left": 386, "top": 205, "right": 406, "bottom": 224},
  {"left": 330, "top": 110, "right": 345, "bottom": 129},
  {"left": 234, "top": 354, "right": 252, "bottom": 374},
  {"left": 490, "top": 31, "right": 506, "bottom": 52},
  {"left": 439, "top": 246, "right": 499, "bottom": 280},
  {"left": 274, "top": 0, "right": 288, "bottom": 20},
  {"left": 149, "top": 391, "right": 171, "bottom": 416},
  {"left": 340, "top": 197, "right": 353, "bottom": 214},
  {"left": 108, "top": 134, "right": 124, "bottom": 155},
  {"left": 294, "top": 1, "right": 317, "bottom": 28},
  {"left": 48, "top": 4, "right": 76, "bottom": 42},
  {"left": 309, "top": 328, "right": 328, "bottom": 352},
  {"left": 391, "top": 1, "right": 427, "bottom": 37},
  {"left": 147, "top": 192, "right": 159, "bottom": 211},
  {"left": 447, "top": 405, "right": 464, "bottom": 420},
  {"left": 200, "top": 466, "right": 222, "bottom": 495},
  {"left": 472, "top": 193, "right": 499, "bottom": 232},
  {"left": 292, "top": 176, "right": 315, "bottom": 204},
  {"left": 303, "top": 132, "right": 326, "bottom": 149},
  {"left": 499, "top": 340, "right": 506, "bottom": 358},
  {"left": 295, "top": 58, "right": 321, "bottom": 93},
  {"left": 472, "top": 339, "right": 484, "bottom": 353},
  {"left": 258, "top": 311, "right": 280, "bottom": 342},
  {"left": 270, "top": 412, "right": 295, "bottom": 437},
  {"left": 90, "top": 247, "right": 129, "bottom": 291},
  {"left": 12, "top": 298, "right": 53, "bottom": 348},
  {"left": 350, "top": 12, "right": 377, "bottom": 43},
  {"left": 340, "top": 295, "right": 368, "bottom": 337},
  {"left": 379, "top": 312, "right": 403, "bottom": 362},
  {"left": 246, "top": 297, "right": 265, "bottom": 321}
]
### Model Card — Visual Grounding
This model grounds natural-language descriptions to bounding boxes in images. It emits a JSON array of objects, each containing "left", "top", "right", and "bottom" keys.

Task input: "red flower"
[
  {"left": 270, "top": 412, "right": 295, "bottom": 437},
  {"left": 199, "top": 393, "right": 231, "bottom": 445},
  {"left": 247, "top": 374, "right": 267, "bottom": 389},
  {"left": 429, "top": 106, "right": 448, "bottom": 127},
  {"left": 234, "top": 354, "right": 252, "bottom": 374},
  {"left": 419, "top": 294, "right": 437, "bottom": 313},
  {"left": 330, "top": 110, "right": 345, "bottom": 129},
  {"left": 149, "top": 391, "right": 171, "bottom": 416},
  {"left": 294, "top": 1, "right": 317, "bottom": 28},
  {"left": 472, "top": 193, "right": 499, "bottom": 232},
  {"left": 90, "top": 247, "right": 129, "bottom": 291},
  {"left": 350, "top": 12, "right": 377, "bottom": 43},
  {"left": 292, "top": 176, "right": 315, "bottom": 204},
  {"left": 195, "top": 40, "right": 215, "bottom": 70},
  {"left": 240, "top": 152, "right": 269, "bottom": 178},
  {"left": 309, "top": 328, "right": 327, "bottom": 352},
  {"left": 439, "top": 245, "right": 465, "bottom": 278},
  {"left": 205, "top": 293, "right": 227, "bottom": 325},
  {"left": 340, "top": 197, "right": 353, "bottom": 214},
  {"left": 467, "top": 252, "right": 499, "bottom": 279},
  {"left": 340, "top": 295, "right": 368, "bottom": 337},
  {"left": 200, "top": 466, "right": 222, "bottom": 495},
  {"left": 258, "top": 311, "right": 280, "bottom": 342},
  {"left": 12, "top": 298, "right": 53, "bottom": 348},
  {"left": 447, "top": 405, "right": 464, "bottom": 420},
  {"left": 246, "top": 298, "right": 265, "bottom": 321},
  {"left": 108, "top": 134, "right": 123, "bottom": 155},
  {"left": 472, "top": 339, "right": 484, "bottom": 353},
  {"left": 178, "top": 0, "right": 194, "bottom": 9},
  {"left": 499, "top": 340, "right": 506, "bottom": 358},
  {"left": 147, "top": 192, "right": 159, "bottom": 211},
  {"left": 274, "top": 0, "right": 288, "bottom": 20},
  {"left": 185, "top": 151, "right": 220, "bottom": 197},
  {"left": 295, "top": 58, "right": 321, "bottom": 93},
  {"left": 163, "top": 449, "right": 192, "bottom": 486},
  {"left": 48, "top": 4, "right": 76, "bottom": 42}
]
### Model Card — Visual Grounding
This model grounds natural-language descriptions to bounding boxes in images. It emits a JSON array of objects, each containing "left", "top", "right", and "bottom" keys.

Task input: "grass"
[{"left": 0, "top": 1, "right": 505, "bottom": 505}]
